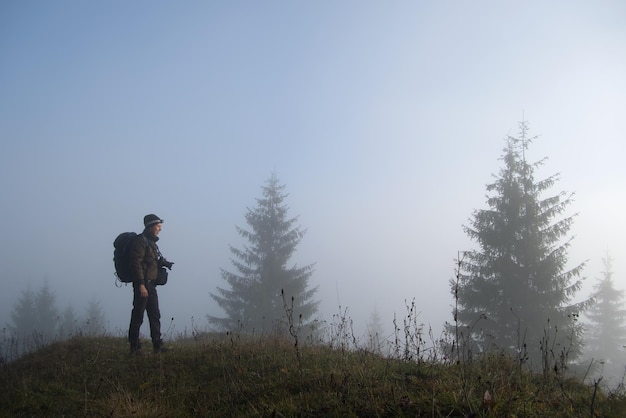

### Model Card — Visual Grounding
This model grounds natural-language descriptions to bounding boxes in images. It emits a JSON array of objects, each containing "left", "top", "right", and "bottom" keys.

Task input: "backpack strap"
[
  {"left": 140, "top": 234, "right": 162, "bottom": 281},
  {"left": 142, "top": 234, "right": 162, "bottom": 258},
  {"left": 140, "top": 234, "right": 150, "bottom": 279}
]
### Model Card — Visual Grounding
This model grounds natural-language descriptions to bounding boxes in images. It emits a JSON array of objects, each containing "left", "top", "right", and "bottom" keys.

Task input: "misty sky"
[{"left": 1, "top": 1, "right": 625, "bottom": 340}]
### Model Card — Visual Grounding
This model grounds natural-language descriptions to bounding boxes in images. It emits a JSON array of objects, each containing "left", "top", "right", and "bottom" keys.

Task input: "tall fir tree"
[
  {"left": 584, "top": 254, "right": 626, "bottom": 366},
  {"left": 452, "top": 121, "right": 589, "bottom": 369},
  {"left": 209, "top": 173, "right": 319, "bottom": 335}
]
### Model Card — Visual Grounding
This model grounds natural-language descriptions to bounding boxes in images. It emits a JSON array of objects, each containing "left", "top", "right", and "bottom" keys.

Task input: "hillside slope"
[{"left": 0, "top": 335, "right": 624, "bottom": 417}]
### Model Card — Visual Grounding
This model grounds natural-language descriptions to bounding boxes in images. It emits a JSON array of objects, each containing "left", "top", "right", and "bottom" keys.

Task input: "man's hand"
[
  {"left": 139, "top": 284, "right": 148, "bottom": 298},
  {"left": 160, "top": 258, "right": 174, "bottom": 270}
]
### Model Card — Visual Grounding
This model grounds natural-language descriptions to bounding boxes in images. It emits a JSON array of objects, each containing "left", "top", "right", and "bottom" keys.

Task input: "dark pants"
[{"left": 128, "top": 281, "right": 161, "bottom": 349}]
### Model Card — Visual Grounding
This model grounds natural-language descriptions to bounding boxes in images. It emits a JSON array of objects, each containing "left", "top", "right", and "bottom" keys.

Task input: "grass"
[{"left": 1, "top": 330, "right": 626, "bottom": 417}]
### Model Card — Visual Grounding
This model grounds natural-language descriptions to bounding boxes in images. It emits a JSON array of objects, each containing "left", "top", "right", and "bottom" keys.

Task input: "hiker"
[{"left": 127, "top": 214, "right": 174, "bottom": 354}]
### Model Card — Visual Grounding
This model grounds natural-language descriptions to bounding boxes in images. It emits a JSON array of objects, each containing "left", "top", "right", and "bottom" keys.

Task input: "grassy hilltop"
[{"left": 1, "top": 332, "right": 626, "bottom": 417}]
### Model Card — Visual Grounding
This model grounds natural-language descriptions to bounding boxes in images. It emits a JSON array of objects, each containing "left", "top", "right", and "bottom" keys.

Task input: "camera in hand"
[{"left": 159, "top": 257, "right": 174, "bottom": 270}]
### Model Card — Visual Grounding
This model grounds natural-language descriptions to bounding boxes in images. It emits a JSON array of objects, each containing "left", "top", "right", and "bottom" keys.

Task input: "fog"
[{"left": 1, "top": 2, "right": 625, "bottom": 353}]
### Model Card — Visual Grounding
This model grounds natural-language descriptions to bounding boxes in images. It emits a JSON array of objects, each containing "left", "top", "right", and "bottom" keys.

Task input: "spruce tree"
[
  {"left": 35, "top": 281, "right": 59, "bottom": 340},
  {"left": 209, "top": 173, "right": 319, "bottom": 335},
  {"left": 584, "top": 254, "right": 626, "bottom": 367},
  {"left": 58, "top": 305, "right": 78, "bottom": 339},
  {"left": 7, "top": 281, "right": 59, "bottom": 351},
  {"left": 8, "top": 286, "right": 37, "bottom": 338},
  {"left": 8, "top": 282, "right": 59, "bottom": 340},
  {"left": 365, "top": 307, "right": 384, "bottom": 354},
  {"left": 452, "top": 121, "right": 589, "bottom": 369},
  {"left": 83, "top": 298, "right": 107, "bottom": 336}
]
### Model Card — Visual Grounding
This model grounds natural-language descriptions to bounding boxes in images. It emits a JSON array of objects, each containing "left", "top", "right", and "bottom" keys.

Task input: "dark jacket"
[{"left": 128, "top": 230, "right": 160, "bottom": 286}]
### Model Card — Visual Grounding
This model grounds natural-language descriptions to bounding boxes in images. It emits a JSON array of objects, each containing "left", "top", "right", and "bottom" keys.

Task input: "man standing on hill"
[{"left": 128, "top": 214, "right": 173, "bottom": 355}]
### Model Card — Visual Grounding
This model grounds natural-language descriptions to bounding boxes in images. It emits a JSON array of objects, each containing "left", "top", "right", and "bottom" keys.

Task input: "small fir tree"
[
  {"left": 209, "top": 173, "right": 319, "bottom": 335},
  {"left": 452, "top": 121, "right": 590, "bottom": 369},
  {"left": 35, "top": 281, "right": 59, "bottom": 340},
  {"left": 365, "top": 307, "right": 385, "bottom": 354},
  {"left": 8, "top": 286, "right": 37, "bottom": 338},
  {"left": 8, "top": 281, "right": 59, "bottom": 343},
  {"left": 83, "top": 298, "right": 107, "bottom": 336},
  {"left": 58, "top": 305, "right": 79, "bottom": 339},
  {"left": 585, "top": 254, "right": 626, "bottom": 366}
]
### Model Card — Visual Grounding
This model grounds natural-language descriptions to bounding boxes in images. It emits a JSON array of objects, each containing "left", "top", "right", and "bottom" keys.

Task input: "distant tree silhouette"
[
  {"left": 36, "top": 281, "right": 59, "bottom": 339},
  {"left": 584, "top": 254, "right": 626, "bottom": 368},
  {"left": 83, "top": 298, "right": 107, "bottom": 336},
  {"left": 209, "top": 173, "right": 319, "bottom": 335},
  {"left": 452, "top": 121, "right": 590, "bottom": 369},
  {"left": 365, "top": 307, "right": 385, "bottom": 354},
  {"left": 8, "top": 281, "right": 59, "bottom": 341},
  {"left": 58, "top": 305, "right": 79, "bottom": 339},
  {"left": 8, "top": 286, "right": 37, "bottom": 337}
]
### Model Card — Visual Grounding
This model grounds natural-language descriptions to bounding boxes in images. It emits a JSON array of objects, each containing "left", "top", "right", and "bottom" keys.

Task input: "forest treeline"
[
  {"left": 4, "top": 121, "right": 626, "bottom": 388},
  {"left": 5, "top": 282, "right": 106, "bottom": 350}
]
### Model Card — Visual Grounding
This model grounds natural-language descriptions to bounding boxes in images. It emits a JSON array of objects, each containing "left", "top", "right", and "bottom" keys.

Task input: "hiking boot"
[
  {"left": 153, "top": 345, "right": 169, "bottom": 354},
  {"left": 153, "top": 339, "right": 169, "bottom": 354},
  {"left": 130, "top": 342, "right": 142, "bottom": 356}
]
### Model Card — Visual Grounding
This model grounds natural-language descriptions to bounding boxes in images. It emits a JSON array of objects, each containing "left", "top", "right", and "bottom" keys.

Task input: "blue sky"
[{"left": 1, "top": 1, "right": 625, "bottom": 340}]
